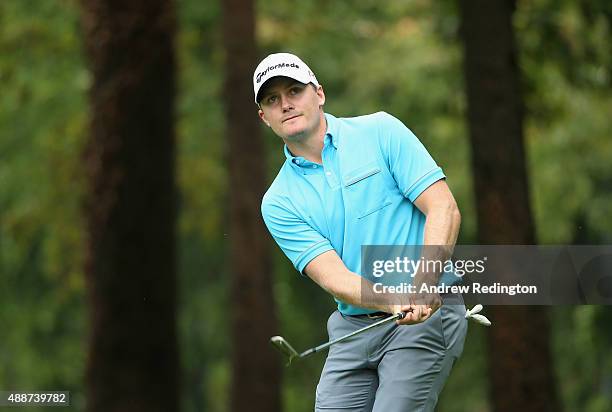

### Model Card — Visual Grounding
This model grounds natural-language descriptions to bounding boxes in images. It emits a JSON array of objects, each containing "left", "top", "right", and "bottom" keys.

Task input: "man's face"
[{"left": 257, "top": 76, "right": 326, "bottom": 141}]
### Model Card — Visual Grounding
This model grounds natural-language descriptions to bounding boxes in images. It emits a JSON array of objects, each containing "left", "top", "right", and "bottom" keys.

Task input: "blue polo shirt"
[{"left": 262, "top": 111, "right": 452, "bottom": 315}]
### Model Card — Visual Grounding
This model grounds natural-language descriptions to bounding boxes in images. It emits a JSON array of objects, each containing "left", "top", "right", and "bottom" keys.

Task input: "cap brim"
[{"left": 255, "top": 73, "right": 317, "bottom": 104}]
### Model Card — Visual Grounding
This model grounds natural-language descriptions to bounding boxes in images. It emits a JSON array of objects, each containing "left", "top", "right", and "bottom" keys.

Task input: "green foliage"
[
  {"left": 0, "top": 1, "right": 87, "bottom": 410},
  {"left": 518, "top": 0, "right": 612, "bottom": 244}
]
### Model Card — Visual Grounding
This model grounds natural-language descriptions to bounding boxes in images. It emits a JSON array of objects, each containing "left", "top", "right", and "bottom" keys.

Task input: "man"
[{"left": 254, "top": 52, "right": 467, "bottom": 411}]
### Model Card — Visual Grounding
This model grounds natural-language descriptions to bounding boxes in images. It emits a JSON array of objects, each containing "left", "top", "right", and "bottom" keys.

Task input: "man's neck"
[{"left": 284, "top": 113, "right": 327, "bottom": 164}]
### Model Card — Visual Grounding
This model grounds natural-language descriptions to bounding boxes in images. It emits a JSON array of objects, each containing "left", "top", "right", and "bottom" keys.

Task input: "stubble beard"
[{"left": 283, "top": 111, "right": 322, "bottom": 143}]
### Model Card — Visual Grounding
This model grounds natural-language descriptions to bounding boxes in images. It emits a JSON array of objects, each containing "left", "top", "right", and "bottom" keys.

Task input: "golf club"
[
  {"left": 271, "top": 304, "right": 491, "bottom": 365},
  {"left": 464, "top": 303, "right": 492, "bottom": 326},
  {"left": 270, "top": 312, "right": 405, "bottom": 365}
]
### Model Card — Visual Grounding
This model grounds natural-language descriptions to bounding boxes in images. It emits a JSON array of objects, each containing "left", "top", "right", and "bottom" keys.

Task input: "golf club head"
[
  {"left": 465, "top": 304, "right": 491, "bottom": 326},
  {"left": 465, "top": 304, "right": 483, "bottom": 317},
  {"left": 270, "top": 336, "right": 299, "bottom": 365},
  {"left": 469, "top": 313, "right": 492, "bottom": 326}
]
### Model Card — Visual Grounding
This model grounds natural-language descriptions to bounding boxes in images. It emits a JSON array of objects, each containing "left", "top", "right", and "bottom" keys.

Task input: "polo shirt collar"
[
  {"left": 283, "top": 112, "right": 339, "bottom": 166},
  {"left": 324, "top": 112, "right": 339, "bottom": 149},
  {"left": 284, "top": 144, "right": 302, "bottom": 165}
]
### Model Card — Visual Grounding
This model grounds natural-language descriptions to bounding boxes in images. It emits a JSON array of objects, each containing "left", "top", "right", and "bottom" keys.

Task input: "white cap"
[{"left": 253, "top": 53, "right": 320, "bottom": 103}]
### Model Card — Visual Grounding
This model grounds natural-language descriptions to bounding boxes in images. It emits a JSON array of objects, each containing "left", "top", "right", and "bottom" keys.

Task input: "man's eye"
[
  {"left": 290, "top": 87, "right": 302, "bottom": 95},
  {"left": 267, "top": 96, "right": 277, "bottom": 104}
]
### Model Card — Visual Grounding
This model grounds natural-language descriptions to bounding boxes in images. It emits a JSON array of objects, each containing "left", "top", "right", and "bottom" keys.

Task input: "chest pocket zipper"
[
  {"left": 345, "top": 167, "right": 381, "bottom": 186},
  {"left": 358, "top": 200, "right": 392, "bottom": 219},
  {"left": 344, "top": 164, "right": 391, "bottom": 219}
]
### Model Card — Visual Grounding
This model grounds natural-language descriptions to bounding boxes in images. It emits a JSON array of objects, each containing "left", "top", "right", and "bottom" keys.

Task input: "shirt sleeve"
[
  {"left": 378, "top": 112, "right": 446, "bottom": 202},
  {"left": 261, "top": 196, "right": 334, "bottom": 274}
]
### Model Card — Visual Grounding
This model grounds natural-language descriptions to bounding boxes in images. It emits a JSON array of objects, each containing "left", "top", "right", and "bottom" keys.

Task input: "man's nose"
[{"left": 280, "top": 94, "right": 294, "bottom": 111}]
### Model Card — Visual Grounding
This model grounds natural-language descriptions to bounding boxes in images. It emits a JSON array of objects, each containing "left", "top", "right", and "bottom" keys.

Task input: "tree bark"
[
  {"left": 221, "top": 0, "right": 282, "bottom": 411},
  {"left": 459, "top": 1, "right": 561, "bottom": 411},
  {"left": 80, "top": 1, "right": 180, "bottom": 411}
]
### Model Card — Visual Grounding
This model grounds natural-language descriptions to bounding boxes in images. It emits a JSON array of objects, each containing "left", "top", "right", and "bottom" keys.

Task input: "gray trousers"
[{"left": 315, "top": 297, "right": 467, "bottom": 411}]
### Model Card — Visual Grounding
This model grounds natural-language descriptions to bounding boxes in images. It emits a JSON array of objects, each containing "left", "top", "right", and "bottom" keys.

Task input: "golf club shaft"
[{"left": 299, "top": 312, "right": 404, "bottom": 358}]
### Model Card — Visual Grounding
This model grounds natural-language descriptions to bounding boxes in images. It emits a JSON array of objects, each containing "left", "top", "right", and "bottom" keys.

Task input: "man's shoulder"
[
  {"left": 330, "top": 111, "right": 404, "bottom": 142},
  {"left": 333, "top": 111, "right": 396, "bottom": 127},
  {"left": 327, "top": 112, "right": 403, "bottom": 154}
]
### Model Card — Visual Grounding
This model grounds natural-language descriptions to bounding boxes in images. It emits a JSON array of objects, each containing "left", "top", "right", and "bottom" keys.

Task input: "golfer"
[{"left": 255, "top": 52, "right": 467, "bottom": 411}]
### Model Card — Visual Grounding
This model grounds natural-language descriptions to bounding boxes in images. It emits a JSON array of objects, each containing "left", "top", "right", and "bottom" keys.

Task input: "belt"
[{"left": 351, "top": 311, "right": 390, "bottom": 319}]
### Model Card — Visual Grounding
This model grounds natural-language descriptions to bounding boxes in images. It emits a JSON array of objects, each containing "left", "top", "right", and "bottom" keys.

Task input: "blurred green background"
[{"left": 1, "top": 0, "right": 612, "bottom": 411}]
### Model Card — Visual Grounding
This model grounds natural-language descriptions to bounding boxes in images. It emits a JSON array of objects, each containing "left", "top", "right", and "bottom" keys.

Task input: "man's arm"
[
  {"left": 413, "top": 179, "right": 461, "bottom": 247},
  {"left": 409, "top": 179, "right": 461, "bottom": 321}
]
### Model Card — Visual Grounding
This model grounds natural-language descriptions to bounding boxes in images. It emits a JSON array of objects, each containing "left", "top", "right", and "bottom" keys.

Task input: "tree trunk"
[
  {"left": 458, "top": 1, "right": 561, "bottom": 411},
  {"left": 80, "top": 1, "right": 180, "bottom": 411},
  {"left": 221, "top": 1, "right": 282, "bottom": 412}
]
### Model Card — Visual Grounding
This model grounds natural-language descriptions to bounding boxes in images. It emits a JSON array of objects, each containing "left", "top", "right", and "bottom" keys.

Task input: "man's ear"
[
  {"left": 316, "top": 85, "right": 326, "bottom": 107},
  {"left": 258, "top": 109, "right": 271, "bottom": 127}
]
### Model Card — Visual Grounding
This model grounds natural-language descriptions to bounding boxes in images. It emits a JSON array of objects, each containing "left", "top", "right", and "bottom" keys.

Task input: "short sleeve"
[
  {"left": 261, "top": 197, "right": 334, "bottom": 274},
  {"left": 378, "top": 112, "right": 446, "bottom": 202}
]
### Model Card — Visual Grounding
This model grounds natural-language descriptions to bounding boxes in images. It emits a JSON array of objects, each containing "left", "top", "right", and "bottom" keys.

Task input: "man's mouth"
[{"left": 282, "top": 114, "right": 302, "bottom": 123}]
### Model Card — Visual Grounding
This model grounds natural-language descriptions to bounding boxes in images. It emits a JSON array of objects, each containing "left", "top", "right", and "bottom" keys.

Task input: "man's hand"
[{"left": 392, "top": 292, "right": 442, "bottom": 325}]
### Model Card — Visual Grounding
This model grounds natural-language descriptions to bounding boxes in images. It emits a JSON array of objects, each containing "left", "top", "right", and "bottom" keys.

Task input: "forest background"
[{"left": 1, "top": 0, "right": 612, "bottom": 411}]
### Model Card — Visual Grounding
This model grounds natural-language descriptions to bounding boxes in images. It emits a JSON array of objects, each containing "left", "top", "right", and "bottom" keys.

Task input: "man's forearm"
[
  {"left": 413, "top": 202, "right": 461, "bottom": 288},
  {"left": 304, "top": 250, "right": 402, "bottom": 313}
]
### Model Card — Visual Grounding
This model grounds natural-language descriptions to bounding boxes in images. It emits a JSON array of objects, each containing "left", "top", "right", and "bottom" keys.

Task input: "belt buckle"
[{"left": 366, "top": 312, "right": 387, "bottom": 319}]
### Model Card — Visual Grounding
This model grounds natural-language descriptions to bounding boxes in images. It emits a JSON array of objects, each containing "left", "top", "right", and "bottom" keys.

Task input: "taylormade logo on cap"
[
  {"left": 253, "top": 52, "right": 320, "bottom": 103},
  {"left": 256, "top": 62, "right": 300, "bottom": 84}
]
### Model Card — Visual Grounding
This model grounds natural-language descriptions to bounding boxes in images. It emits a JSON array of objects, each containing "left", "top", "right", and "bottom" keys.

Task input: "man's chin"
[{"left": 284, "top": 127, "right": 308, "bottom": 141}]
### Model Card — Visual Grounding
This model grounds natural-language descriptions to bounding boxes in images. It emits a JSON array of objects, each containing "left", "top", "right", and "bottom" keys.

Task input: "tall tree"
[
  {"left": 221, "top": 0, "right": 282, "bottom": 411},
  {"left": 458, "top": 1, "right": 561, "bottom": 411},
  {"left": 80, "top": 1, "right": 180, "bottom": 411}
]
